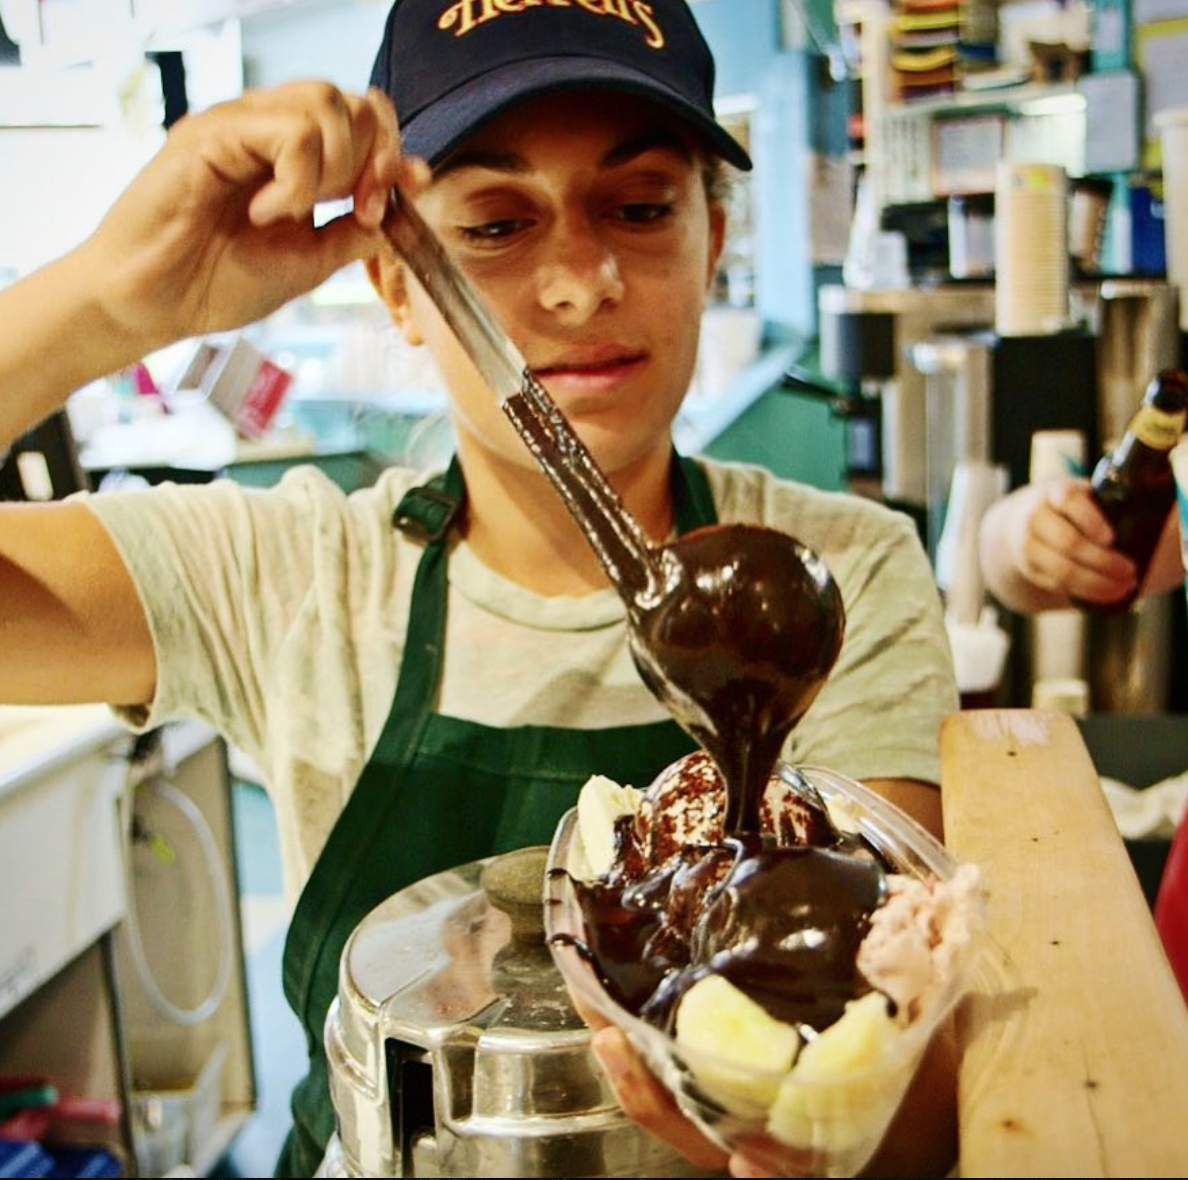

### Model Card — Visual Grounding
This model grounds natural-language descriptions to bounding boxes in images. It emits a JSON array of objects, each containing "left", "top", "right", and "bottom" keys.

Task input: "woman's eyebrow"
[
  {"left": 602, "top": 130, "right": 693, "bottom": 168},
  {"left": 434, "top": 149, "right": 527, "bottom": 180}
]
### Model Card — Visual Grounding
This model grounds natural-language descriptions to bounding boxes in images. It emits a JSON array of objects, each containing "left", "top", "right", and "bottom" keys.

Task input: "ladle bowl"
[{"left": 630, "top": 525, "right": 845, "bottom": 833}]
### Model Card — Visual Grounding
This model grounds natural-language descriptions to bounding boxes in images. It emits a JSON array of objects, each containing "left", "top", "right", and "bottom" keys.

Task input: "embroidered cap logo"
[{"left": 438, "top": 0, "right": 666, "bottom": 50}]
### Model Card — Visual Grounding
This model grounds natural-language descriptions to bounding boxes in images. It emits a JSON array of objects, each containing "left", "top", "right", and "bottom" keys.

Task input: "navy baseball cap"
[{"left": 368, "top": 0, "right": 752, "bottom": 172}]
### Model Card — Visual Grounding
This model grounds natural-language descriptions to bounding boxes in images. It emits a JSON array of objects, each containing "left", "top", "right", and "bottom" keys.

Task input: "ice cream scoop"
[{"left": 383, "top": 192, "right": 845, "bottom": 835}]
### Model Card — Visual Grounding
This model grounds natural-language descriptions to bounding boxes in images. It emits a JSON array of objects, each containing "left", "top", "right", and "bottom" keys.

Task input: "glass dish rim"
[{"left": 543, "top": 760, "right": 986, "bottom": 1090}]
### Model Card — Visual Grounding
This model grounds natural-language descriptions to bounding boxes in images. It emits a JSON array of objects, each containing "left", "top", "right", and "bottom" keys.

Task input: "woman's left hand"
[{"left": 589, "top": 1025, "right": 800, "bottom": 1178}]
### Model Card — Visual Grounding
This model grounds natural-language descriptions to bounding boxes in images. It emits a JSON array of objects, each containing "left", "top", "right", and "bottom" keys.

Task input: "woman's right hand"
[
  {"left": 0, "top": 80, "right": 429, "bottom": 454},
  {"left": 77, "top": 81, "right": 416, "bottom": 354}
]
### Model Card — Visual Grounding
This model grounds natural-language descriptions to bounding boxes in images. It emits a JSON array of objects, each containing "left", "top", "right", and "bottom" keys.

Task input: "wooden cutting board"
[{"left": 942, "top": 708, "right": 1188, "bottom": 1177}]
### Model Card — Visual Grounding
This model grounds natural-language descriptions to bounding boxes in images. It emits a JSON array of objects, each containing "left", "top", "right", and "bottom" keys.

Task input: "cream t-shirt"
[{"left": 85, "top": 456, "right": 957, "bottom": 905}]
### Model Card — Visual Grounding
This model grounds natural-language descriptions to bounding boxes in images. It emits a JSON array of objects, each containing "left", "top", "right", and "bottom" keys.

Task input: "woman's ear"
[
  {"left": 365, "top": 253, "right": 425, "bottom": 346},
  {"left": 705, "top": 201, "right": 727, "bottom": 292}
]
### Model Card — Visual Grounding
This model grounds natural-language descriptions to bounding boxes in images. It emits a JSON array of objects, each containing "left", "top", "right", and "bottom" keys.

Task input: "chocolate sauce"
[
  {"left": 509, "top": 374, "right": 860, "bottom": 1044},
  {"left": 504, "top": 377, "right": 845, "bottom": 838},
  {"left": 562, "top": 779, "right": 890, "bottom": 1036},
  {"left": 629, "top": 525, "right": 845, "bottom": 834}
]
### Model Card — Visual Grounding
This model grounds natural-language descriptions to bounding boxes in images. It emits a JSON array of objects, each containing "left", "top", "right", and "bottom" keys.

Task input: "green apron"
[{"left": 277, "top": 453, "right": 718, "bottom": 1176}]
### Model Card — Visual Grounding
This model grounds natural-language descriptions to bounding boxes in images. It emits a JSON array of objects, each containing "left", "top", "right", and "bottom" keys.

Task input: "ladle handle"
[
  {"left": 381, "top": 190, "right": 661, "bottom": 605},
  {"left": 381, "top": 189, "right": 526, "bottom": 404}
]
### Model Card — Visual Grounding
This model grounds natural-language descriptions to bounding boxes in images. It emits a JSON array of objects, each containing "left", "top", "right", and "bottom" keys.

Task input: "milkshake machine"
[
  {"left": 818, "top": 281, "right": 997, "bottom": 516},
  {"left": 319, "top": 847, "right": 712, "bottom": 1179},
  {"left": 818, "top": 275, "right": 1182, "bottom": 711}
]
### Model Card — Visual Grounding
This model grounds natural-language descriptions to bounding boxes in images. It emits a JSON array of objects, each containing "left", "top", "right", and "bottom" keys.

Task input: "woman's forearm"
[{"left": 0, "top": 245, "right": 147, "bottom": 449}]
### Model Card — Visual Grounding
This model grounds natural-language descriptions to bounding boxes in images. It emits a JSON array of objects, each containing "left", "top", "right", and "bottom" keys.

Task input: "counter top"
[
  {"left": 0, "top": 704, "right": 126, "bottom": 803},
  {"left": 943, "top": 709, "right": 1188, "bottom": 1177}
]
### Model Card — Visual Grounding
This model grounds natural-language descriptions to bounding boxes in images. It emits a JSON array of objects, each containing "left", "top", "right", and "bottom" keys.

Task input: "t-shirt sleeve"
[
  {"left": 786, "top": 507, "right": 958, "bottom": 786},
  {"left": 80, "top": 467, "right": 379, "bottom": 770}
]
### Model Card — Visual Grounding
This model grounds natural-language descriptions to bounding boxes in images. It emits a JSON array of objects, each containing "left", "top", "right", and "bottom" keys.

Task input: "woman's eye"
[
  {"left": 616, "top": 202, "right": 675, "bottom": 225},
  {"left": 459, "top": 218, "right": 528, "bottom": 241}
]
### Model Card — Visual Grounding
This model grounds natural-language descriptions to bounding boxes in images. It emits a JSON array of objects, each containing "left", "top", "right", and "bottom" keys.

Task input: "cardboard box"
[{"left": 175, "top": 337, "right": 293, "bottom": 440}]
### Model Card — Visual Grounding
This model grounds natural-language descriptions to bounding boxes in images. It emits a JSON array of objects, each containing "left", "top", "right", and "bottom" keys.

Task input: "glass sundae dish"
[{"left": 545, "top": 753, "right": 984, "bottom": 1178}]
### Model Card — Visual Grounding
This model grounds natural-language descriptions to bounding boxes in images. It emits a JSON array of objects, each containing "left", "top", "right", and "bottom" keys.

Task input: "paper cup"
[
  {"left": 995, "top": 162, "right": 1069, "bottom": 336},
  {"left": 1029, "top": 429, "right": 1086, "bottom": 481}
]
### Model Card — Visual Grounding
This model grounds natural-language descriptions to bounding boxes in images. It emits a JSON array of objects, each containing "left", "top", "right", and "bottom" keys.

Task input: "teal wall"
[
  {"left": 704, "top": 387, "right": 847, "bottom": 490},
  {"left": 692, "top": 0, "right": 849, "bottom": 484},
  {"left": 692, "top": 0, "right": 817, "bottom": 339}
]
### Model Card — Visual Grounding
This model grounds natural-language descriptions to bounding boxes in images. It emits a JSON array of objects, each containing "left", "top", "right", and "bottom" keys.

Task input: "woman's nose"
[{"left": 536, "top": 224, "right": 624, "bottom": 320}]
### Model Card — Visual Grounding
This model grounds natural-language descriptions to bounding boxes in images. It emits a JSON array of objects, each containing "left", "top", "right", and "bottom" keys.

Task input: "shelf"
[
  {"left": 886, "top": 80, "right": 1083, "bottom": 119},
  {"left": 674, "top": 344, "right": 799, "bottom": 454}
]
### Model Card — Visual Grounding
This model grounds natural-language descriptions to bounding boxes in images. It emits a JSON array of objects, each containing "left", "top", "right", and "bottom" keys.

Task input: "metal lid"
[
  {"left": 335, "top": 847, "right": 584, "bottom": 1050},
  {"left": 326, "top": 848, "right": 711, "bottom": 1176}
]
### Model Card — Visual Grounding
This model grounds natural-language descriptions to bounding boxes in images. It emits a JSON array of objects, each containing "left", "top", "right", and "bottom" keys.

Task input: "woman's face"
[{"left": 377, "top": 90, "right": 726, "bottom": 477}]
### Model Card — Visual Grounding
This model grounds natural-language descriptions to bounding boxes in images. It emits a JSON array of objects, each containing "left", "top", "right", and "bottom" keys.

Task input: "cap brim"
[{"left": 399, "top": 55, "right": 753, "bottom": 172}]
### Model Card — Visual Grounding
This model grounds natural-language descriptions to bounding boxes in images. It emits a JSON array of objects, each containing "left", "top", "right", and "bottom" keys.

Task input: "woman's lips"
[{"left": 533, "top": 352, "right": 648, "bottom": 398}]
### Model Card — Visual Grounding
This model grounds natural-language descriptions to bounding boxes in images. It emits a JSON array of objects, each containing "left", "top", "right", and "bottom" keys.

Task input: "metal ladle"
[{"left": 382, "top": 193, "right": 845, "bottom": 834}]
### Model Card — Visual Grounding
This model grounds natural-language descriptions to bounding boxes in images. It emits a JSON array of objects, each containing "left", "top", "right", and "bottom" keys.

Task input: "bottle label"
[{"left": 1127, "top": 404, "right": 1187, "bottom": 451}]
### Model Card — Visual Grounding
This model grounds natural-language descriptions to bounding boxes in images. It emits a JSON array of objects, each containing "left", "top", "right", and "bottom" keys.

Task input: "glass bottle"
[{"left": 1078, "top": 368, "right": 1188, "bottom": 615}]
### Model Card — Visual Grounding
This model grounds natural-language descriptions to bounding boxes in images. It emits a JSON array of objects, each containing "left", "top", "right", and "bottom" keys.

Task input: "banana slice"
[
  {"left": 675, "top": 974, "right": 801, "bottom": 1114},
  {"left": 794, "top": 991, "right": 895, "bottom": 1079},
  {"left": 576, "top": 774, "right": 641, "bottom": 879},
  {"left": 767, "top": 991, "right": 898, "bottom": 1150}
]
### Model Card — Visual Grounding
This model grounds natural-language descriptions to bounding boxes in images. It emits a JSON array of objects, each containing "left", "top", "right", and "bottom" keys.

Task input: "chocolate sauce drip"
[
  {"left": 564, "top": 787, "right": 889, "bottom": 1036},
  {"left": 686, "top": 844, "right": 885, "bottom": 1030},
  {"left": 629, "top": 526, "right": 845, "bottom": 834}
]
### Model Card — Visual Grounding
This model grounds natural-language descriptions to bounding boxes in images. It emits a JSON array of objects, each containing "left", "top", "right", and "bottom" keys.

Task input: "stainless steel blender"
[{"left": 321, "top": 846, "right": 717, "bottom": 1178}]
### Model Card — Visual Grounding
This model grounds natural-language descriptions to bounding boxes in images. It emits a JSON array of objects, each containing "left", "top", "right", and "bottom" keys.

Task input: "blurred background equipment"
[{"left": 0, "top": 410, "right": 89, "bottom": 502}]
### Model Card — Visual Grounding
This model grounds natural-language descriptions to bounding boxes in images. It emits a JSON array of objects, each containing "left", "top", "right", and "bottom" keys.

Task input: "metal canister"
[{"left": 322, "top": 847, "right": 716, "bottom": 1178}]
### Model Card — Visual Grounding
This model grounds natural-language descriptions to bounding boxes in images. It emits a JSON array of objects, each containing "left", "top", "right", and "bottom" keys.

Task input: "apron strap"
[
  {"left": 671, "top": 451, "right": 718, "bottom": 532},
  {"left": 281, "top": 460, "right": 464, "bottom": 1020},
  {"left": 390, "top": 460, "right": 464, "bottom": 543}
]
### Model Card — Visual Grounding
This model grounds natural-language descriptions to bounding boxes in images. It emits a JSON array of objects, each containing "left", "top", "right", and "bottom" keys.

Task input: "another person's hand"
[
  {"left": 77, "top": 81, "right": 416, "bottom": 355},
  {"left": 979, "top": 476, "right": 1138, "bottom": 612},
  {"left": 588, "top": 1025, "right": 735, "bottom": 1175}
]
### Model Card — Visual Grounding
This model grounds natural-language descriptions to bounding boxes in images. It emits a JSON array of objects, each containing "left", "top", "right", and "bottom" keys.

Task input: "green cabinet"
[{"left": 703, "top": 386, "right": 848, "bottom": 492}]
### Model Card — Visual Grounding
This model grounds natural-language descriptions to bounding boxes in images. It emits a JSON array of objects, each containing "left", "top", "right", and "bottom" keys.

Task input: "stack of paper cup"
[
  {"left": 995, "top": 162, "right": 1069, "bottom": 336},
  {"left": 1030, "top": 428, "right": 1087, "bottom": 483},
  {"left": 1156, "top": 107, "right": 1188, "bottom": 333},
  {"left": 935, "top": 460, "right": 1008, "bottom": 625},
  {"left": 1028, "top": 429, "right": 1088, "bottom": 701}
]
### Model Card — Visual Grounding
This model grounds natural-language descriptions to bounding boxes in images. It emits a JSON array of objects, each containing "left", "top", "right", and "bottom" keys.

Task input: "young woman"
[{"left": 0, "top": 2, "right": 958, "bottom": 1173}]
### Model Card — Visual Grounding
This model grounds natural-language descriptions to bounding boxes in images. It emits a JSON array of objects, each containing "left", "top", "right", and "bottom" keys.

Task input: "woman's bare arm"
[{"left": 0, "top": 81, "right": 407, "bottom": 706}]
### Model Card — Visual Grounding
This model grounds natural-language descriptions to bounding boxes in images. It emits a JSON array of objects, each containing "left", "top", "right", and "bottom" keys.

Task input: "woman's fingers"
[
  {"left": 87, "top": 81, "right": 415, "bottom": 347},
  {"left": 589, "top": 1026, "right": 729, "bottom": 1171},
  {"left": 218, "top": 83, "right": 398, "bottom": 225}
]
